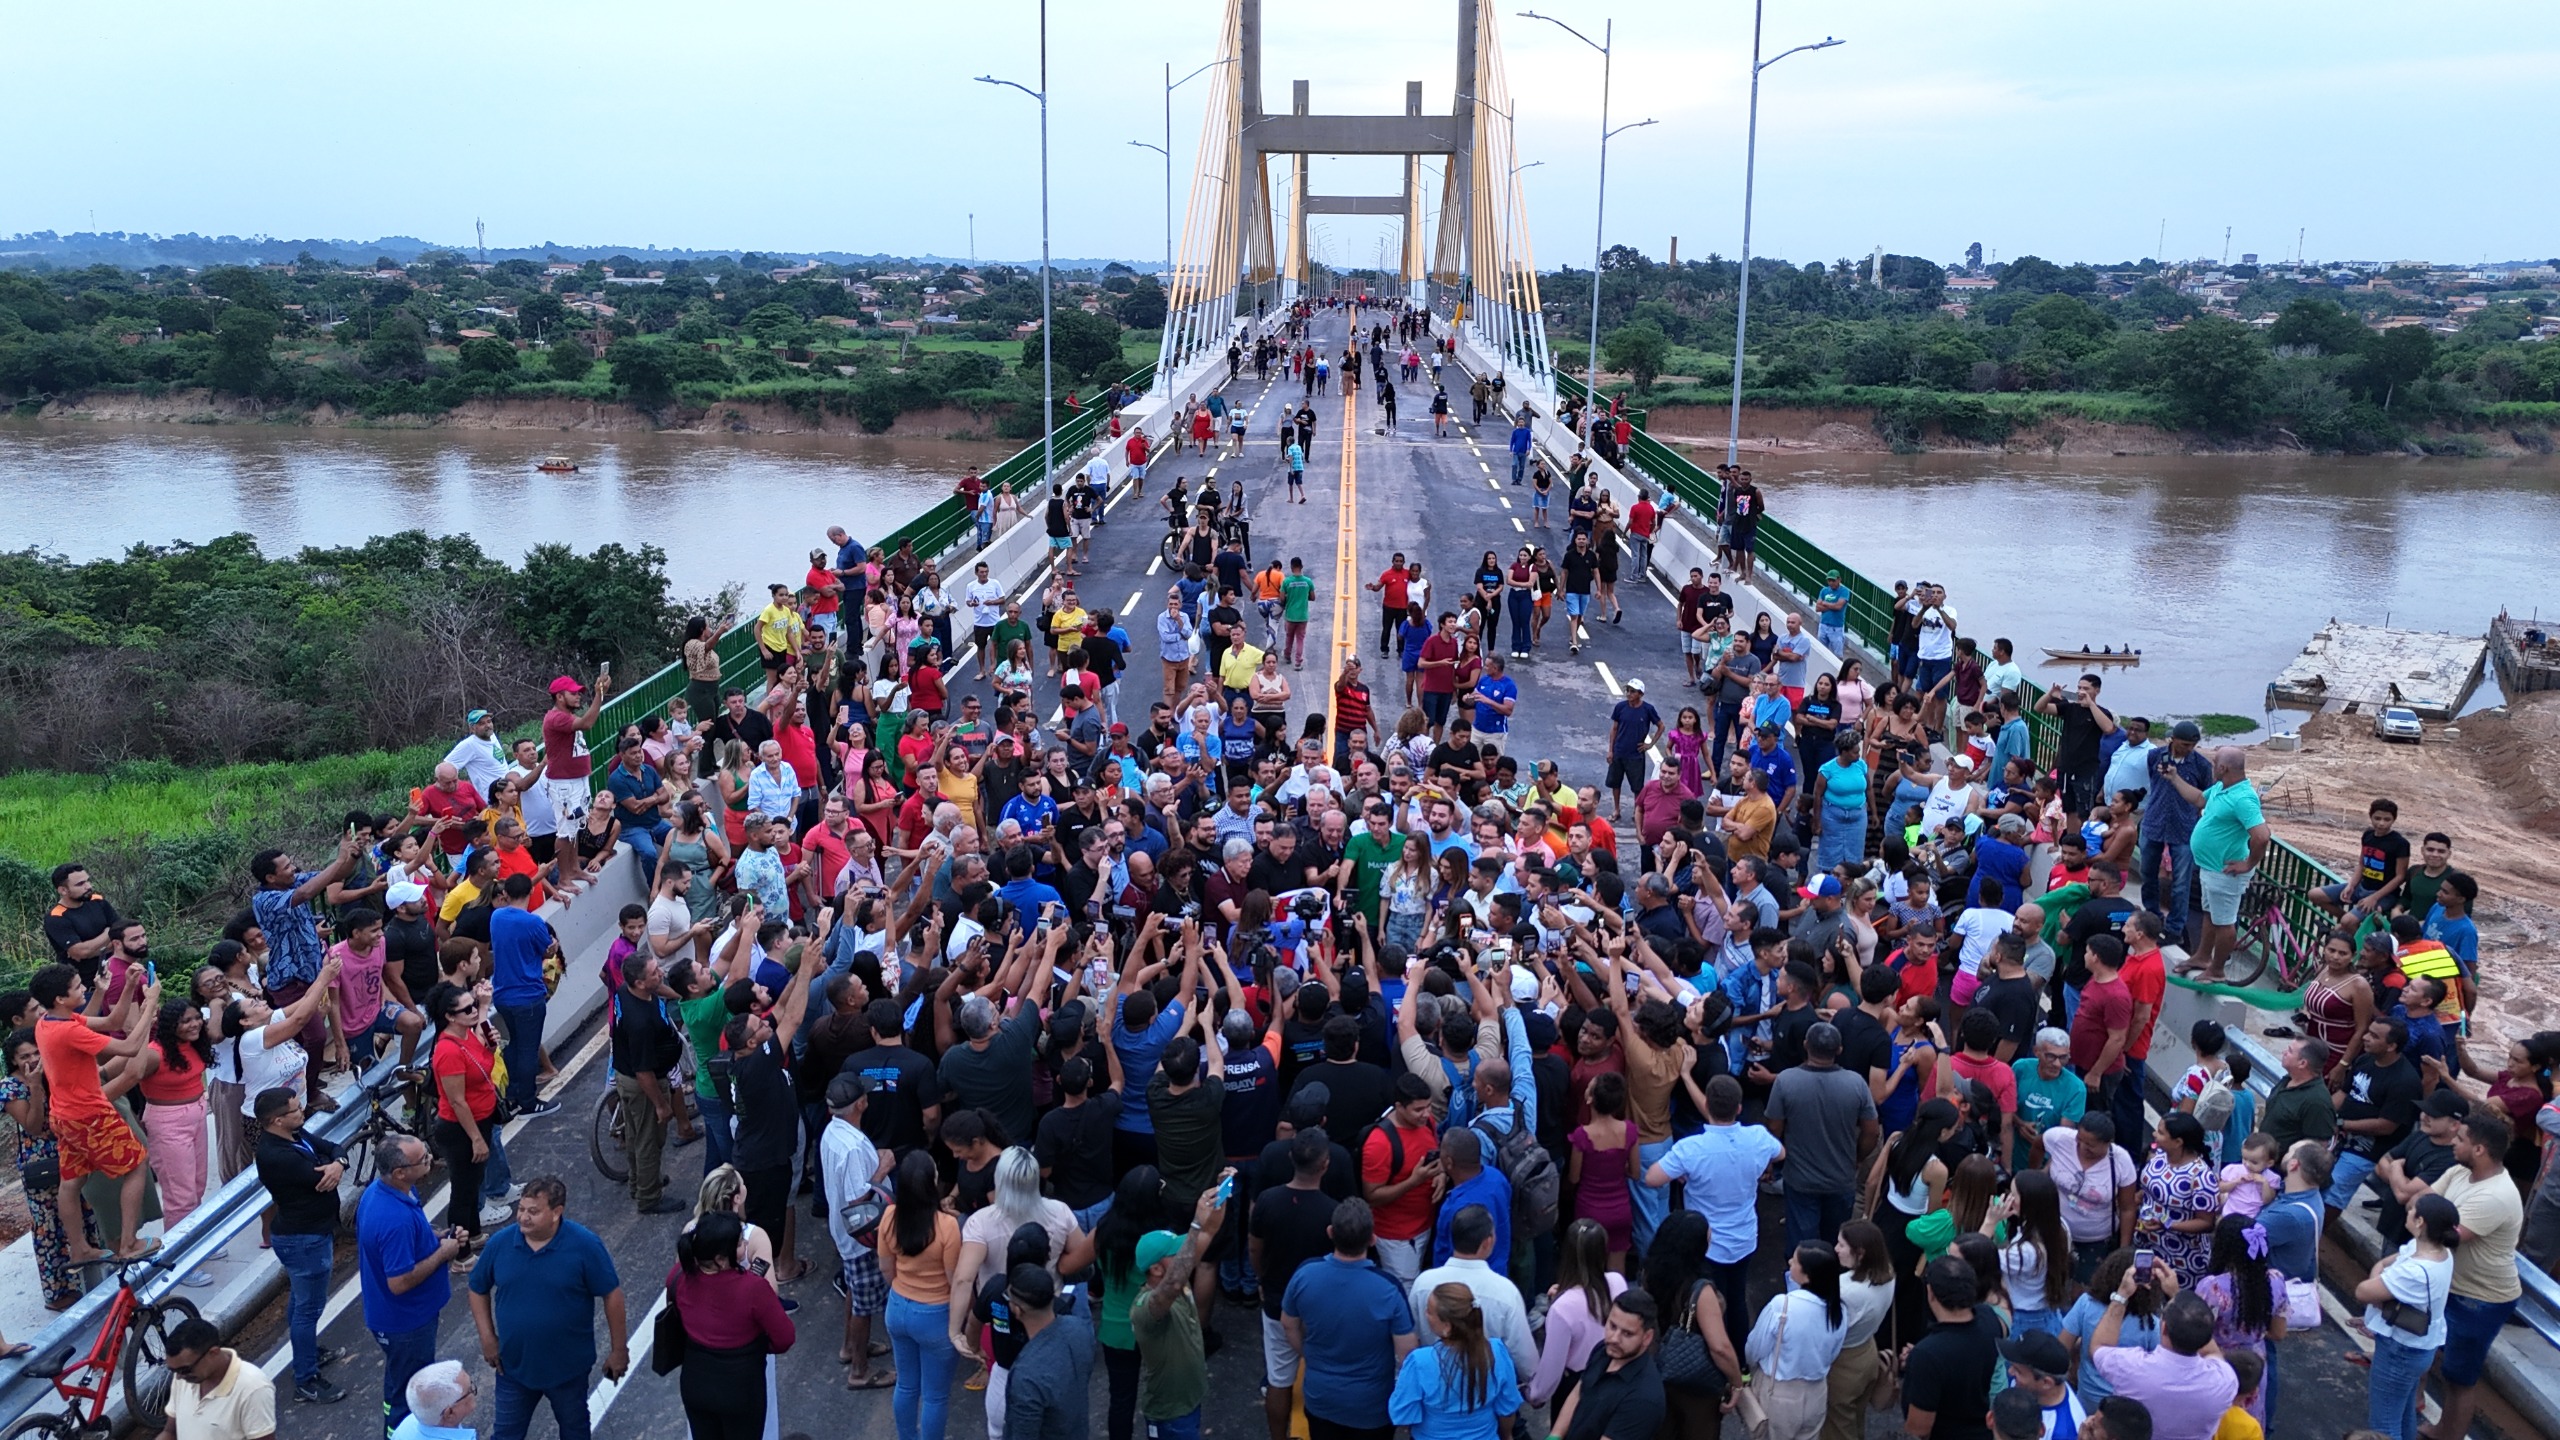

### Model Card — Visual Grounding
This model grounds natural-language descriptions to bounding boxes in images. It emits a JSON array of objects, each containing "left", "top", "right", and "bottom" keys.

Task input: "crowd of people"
[{"left": 37, "top": 298, "right": 2557, "bottom": 1440}]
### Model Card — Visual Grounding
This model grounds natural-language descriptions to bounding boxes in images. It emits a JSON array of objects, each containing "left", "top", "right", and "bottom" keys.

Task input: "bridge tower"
[{"left": 1156, "top": 0, "right": 1551, "bottom": 396}]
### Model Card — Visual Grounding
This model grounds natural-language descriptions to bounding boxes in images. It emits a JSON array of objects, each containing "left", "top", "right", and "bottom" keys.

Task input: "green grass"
[
  {"left": 0, "top": 746, "right": 442, "bottom": 868},
  {"left": 2195, "top": 713, "right": 2259, "bottom": 737}
]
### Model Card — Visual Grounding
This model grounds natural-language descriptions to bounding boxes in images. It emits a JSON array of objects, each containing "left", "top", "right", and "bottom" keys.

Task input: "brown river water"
[
  {"left": 1726, "top": 450, "right": 2560, "bottom": 730},
  {"left": 0, "top": 421, "right": 1008, "bottom": 605},
  {"left": 4, "top": 424, "right": 2557, "bottom": 728}
]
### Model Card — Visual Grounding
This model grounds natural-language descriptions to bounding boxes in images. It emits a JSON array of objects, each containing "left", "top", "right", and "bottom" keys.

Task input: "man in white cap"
[
  {"left": 539, "top": 671, "right": 612, "bottom": 832},
  {"left": 1604, "top": 679, "right": 1662, "bottom": 822},
  {"left": 443, "top": 709, "right": 508, "bottom": 796}
]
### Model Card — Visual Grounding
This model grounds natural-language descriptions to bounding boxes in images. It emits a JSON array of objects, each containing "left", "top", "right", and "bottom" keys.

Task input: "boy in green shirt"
[{"left": 1280, "top": 558, "right": 1317, "bottom": 670}]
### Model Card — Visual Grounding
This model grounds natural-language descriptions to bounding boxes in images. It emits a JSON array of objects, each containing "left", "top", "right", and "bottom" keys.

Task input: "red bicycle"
[{"left": 4, "top": 1255, "right": 200, "bottom": 1439}]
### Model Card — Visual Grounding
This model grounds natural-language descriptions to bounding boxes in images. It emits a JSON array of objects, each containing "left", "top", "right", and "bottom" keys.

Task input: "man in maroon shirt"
[
  {"left": 539, "top": 672, "right": 611, "bottom": 832},
  {"left": 1415, "top": 614, "right": 1461, "bottom": 739}
]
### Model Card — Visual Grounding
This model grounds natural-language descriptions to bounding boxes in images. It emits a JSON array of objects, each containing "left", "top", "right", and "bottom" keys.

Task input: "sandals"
[{"left": 845, "top": 1370, "right": 897, "bottom": 1391}]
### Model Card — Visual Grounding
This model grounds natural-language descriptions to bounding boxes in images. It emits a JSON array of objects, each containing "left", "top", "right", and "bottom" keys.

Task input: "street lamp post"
[
  {"left": 1520, "top": 12, "right": 1653, "bottom": 412},
  {"left": 1724, "top": 4, "right": 1843, "bottom": 466},
  {"left": 1130, "top": 57, "right": 1236, "bottom": 300},
  {"left": 978, "top": 0, "right": 1055, "bottom": 492}
]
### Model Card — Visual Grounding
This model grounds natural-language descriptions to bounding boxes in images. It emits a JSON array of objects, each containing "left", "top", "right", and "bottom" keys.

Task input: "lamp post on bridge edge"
[
  {"left": 1519, "top": 11, "right": 1653, "bottom": 416},
  {"left": 977, "top": 0, "right": 1055, "bottom": 493},
  {"left": 1130, "top": 56, "right": 1237, "bottom": 355},
  {"left": 1724, "top": 6, "right": 1843, "bottom": 467}
]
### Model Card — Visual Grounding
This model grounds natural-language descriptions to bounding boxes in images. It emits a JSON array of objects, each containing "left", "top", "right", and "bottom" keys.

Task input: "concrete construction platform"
[{"left": 2269, "top": 618, "right": 2487, "bottom": 718}]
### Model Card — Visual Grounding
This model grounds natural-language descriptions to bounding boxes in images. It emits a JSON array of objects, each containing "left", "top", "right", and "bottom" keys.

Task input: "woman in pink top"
[{"left": 1528, "top": 1220, "right": 1629, "bottom": 1407}]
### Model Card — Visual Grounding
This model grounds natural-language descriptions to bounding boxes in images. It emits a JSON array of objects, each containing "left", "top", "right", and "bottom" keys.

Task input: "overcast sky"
[{"left": 10, "top": 0, "right": 2551, "bottom": 271}]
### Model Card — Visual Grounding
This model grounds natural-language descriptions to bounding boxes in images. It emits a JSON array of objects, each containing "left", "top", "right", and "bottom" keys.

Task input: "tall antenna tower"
[
  {"left": 969, "top": 214, "right": 976, "bottom": 267},
  {"left": 1870, "top": 244, "right": 1882, "bottom": 288},
  {"left": 2156, "top": 219, "right": 2166, "bottom": 263},
  {"left": 2297, "top": 227, "right": 2306, "bottom": 266},
  {"left": 475, "top": 219, "right": 486, "bottom": 264},
  {"left": 2222, "top": 226, "right": 2231, "bottom": 266}
]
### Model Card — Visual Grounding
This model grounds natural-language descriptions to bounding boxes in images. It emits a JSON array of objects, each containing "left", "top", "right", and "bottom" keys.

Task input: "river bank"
[
  {"left": 29, "top": 387, "right": 1012, "bottom": 440},
  {"left": 2250, "top": 693, "right": 2560, "bottom": 1054},
  {"left": 1640, "top": 402, "right": 2559, "bottom": 458}
]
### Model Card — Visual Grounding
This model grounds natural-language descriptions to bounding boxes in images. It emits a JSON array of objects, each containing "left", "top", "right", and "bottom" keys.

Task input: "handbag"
[
  {"left": 2283, "top": 1276, "right": 2322, "bottom": 1332},
  {"left": 451, "top": 1034, "right": 517, "bottom": 1127},
  {"left": 1656, "top": 1280, "right": 1728, "bottom": 1395},
  {"left": 651, "top": 1292, "right": 688, "bottom": 1375},
  {"left": 1866, "top": 1304, "right": 1903, "bottom": 1413},
  {"left": 2380, "top": 1262, "right": 2435, "bottom": 1337},
  {"left": 1736, "top": 1297, "right": 1790, "bottom": 1440}
]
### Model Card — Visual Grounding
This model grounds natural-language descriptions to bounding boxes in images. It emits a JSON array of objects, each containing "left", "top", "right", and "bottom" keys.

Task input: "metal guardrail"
[
  {"left": 584, "top": 365, "right": 1157, "bottom": 754},
  {"left": 0, "top": 1050, "right": 406, "bottom": 1424}
]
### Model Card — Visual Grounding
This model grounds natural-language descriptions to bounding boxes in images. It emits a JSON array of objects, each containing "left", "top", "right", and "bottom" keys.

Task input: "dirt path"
[{"left": 2251, "top": 693, "right": 2560, "bottom": 1051}]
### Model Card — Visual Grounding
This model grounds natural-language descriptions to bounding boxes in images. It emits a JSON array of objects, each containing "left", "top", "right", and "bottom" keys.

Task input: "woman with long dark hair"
[
  {"left": 669, "top": 1209, "right": 796, "bottom": 1440},
  {"left": 1822, "top": 1222, "right": 1898, "bottom": 1440},
  {"left": 1391, "top": 1283, "right": 1522, "bottom": 1440},
  {"left": 2358, "top": 1192, "right": 2458, "bottom": 1440},
  {"left": 877, "top": 1149, "right": 960, "bottom": 1440},
  {"left": 1528, "top": 1219, "right": 1627, "bottom": 1410},
  {"left": 1746, "top": 1242, "right": 1849, "bottom": 1440},
  {"left": 139, "top": 999, "right": 217, "bottom": 1277},
  {"left": 1093, "top": 1166, "right": 1170, "bottom": 1440},
  {"left": 2445, "top": 1028, "right": 2560, "bottom": 1191},
  {"left": 1642, "top": 1209, "right": 1740, "bottom": 1440},
  {"left": 1868, "top": 1096, "right": 1954, "bottom": 1341},
  {"left": 2195, "top": 1211, "right": 2288, "bottom": 1425},
  {"left": 1992, "top": 1168, "right": 2077, "bottom": 1336}
]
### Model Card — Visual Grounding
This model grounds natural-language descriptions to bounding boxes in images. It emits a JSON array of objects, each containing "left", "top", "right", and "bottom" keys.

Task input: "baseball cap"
[
  {"left": 465, "top": 708, "right": 492, "bottom": 724},
  {"left": 1109, "top": 722, "right": 1130, "bottom": 737},
  {"left": 2421, "top": 1088, "right": 2470, "bottom": 1119},
  {"left": 1509, "top": 968, "right": 1541, "bottom": 1003},
  {"left": 548, "top": 676, "right": 584, "bottom": 694},
  {"left": 1797, "top": 875, "right": 1843, "bottom": 900},
  {"left": 1134, "top": 1230, "right": 1187, "bottom": 1274},
  {"left": 1997, "top": 1330, "right": 2070, "bottom": 1378},
  {"left": 386, "top": 882, "right": 428, "bottom": 910},
  {"left": 1622, "top": 677, "right": 1645, "bottom": 692},
  {"left": 2172, "top": 720, "right": 2203, "bottom": 742}
]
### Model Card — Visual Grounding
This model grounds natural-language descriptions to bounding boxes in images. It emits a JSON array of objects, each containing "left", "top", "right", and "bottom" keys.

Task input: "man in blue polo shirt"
[
  {"left": 1282, "top": 1197, "right": 1416, "bottom": 1439},
  {"left": 358, "top": 1134, "right": 466, "bottom": 1439},
  {"left": 1471, "top": 657, "right": 1518, "bottom": 739},
  {"left": 466, "top": 1177, "right": 626, "bottom": 1440}
]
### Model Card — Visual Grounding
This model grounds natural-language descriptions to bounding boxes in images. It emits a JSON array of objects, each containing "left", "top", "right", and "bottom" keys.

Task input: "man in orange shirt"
[
  {"left": 489, "top": 818, "right": 548, "bottom": 910},
  {"left": 32, "top": 962, "right": 159, "bottom": 1260},
  {"left": 2114, "top": 910, "right": 2169, "bottom": 1164}
]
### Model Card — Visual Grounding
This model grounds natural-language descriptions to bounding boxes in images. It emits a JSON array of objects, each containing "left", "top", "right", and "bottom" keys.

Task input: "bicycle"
[
  {"left": 2227, "top": 874, "right": 2326, "bottom": 990},
  {"left": 342, "top": 1065, "right": 437, "bottom": 1189},
  {"left": 591, "top": 1066, "right": 701, "bottom": 1184},
  {"left": 4, "top": 1255, "right": 200, "bottom": 1439}
]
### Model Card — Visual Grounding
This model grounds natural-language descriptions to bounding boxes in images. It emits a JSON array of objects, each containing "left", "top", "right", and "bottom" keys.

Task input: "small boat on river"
[
  {"left": 2043, "top": 645, "right": 2142, "bottom": 664},
  {"left": 536, "top": 455, "right": 579, "bottom": 473}
]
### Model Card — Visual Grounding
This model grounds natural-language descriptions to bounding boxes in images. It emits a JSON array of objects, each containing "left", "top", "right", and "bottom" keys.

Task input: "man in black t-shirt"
[
  {"left": 1288, "top": 1017, "right": 1390, "bottom": 1134},
  {"left": 1903, "top": 1258, "right": 2001, "bottom": 1440},
  {"left": 609, "top": 957, "right": 688, "bottom": 1213},
  {"left": 1972, "top": 934, "right": 2042, "bottom": 1061},
  {"left": 2058, "top": 864, "right": 2136, "bottom": 996},
  {"left": 41, "top": 864, "right": 121, "bottom": 975},
  {"left": 703, "top": 687, "right": 775, "bottom": 759},
  {"left": 382, "top": 883, "right": 441, "bottom": 1004},
  {"left": 2331, "top": 1015, "right": 2422, "bottom": 1223},
  {"left": 843, "top": 999, "right": 940, "bottom": 1155},
  {"left": 1248, "top": 1128, "right": 1344, "bottom": 1435},
  {"left": 1033, "top": 1057, "right": 1120, "bottom": 1215},
  {"left": 2035, "top": 674, "right": 2117, "bottom": 815}
]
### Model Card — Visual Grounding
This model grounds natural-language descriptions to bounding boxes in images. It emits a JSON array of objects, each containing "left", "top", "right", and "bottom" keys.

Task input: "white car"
[{"left": 2374, "top": 706, "right": 2423, "bottom": 743}]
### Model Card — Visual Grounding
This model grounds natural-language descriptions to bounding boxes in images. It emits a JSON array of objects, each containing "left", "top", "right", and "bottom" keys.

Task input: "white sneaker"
[{"left": 481, "top": 1201, "right": 516, "bottom": 1227}]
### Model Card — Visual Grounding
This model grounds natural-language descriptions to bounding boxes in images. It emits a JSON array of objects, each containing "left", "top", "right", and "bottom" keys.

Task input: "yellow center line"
[{"left": 1327, "top": 378, "right": 1359, "bottom": 745}]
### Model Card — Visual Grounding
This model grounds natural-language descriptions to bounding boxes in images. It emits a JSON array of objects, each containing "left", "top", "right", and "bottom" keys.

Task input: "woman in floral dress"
[
  {"left": 2, "top": 1028, "right": 103, "bottom": 1311},
  {"left": 2139, "top": 1113, "right": 2221, "bottom": 1284}
]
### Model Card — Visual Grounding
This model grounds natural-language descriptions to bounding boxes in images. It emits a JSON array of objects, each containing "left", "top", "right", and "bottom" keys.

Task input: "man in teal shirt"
[
  {"left": 2011, "top": 1030, "right": 2087, "bottom": 1169},
  {"left": 1280, "top": 558, "right": 1317, "bottom": 669},
  {"left": 1814, "top": 572, "right": 1852, "bottom": 654},
  {"left": 2161, "top": 746, "right": 2269, "bottom": 983}
]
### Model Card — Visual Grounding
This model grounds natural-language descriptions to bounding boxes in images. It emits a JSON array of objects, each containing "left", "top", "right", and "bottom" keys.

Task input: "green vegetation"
[
  {"left": 0, "top": 253, "right": 1169, "bottom": 433},
  {"left": 1552, "top": 246, "right": 2560, "bottom": 451},
  {"left": 2195, "top": 714, "right": 2259, "bottom": 737},
  {"left": 0, "top": 530, "right": 713, "bottom": 775}
]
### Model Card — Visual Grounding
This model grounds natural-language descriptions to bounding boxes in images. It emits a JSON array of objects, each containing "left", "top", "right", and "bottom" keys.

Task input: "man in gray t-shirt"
[{"left": 1762, "top": 1021, "right": 1880, "bottom": 1247}]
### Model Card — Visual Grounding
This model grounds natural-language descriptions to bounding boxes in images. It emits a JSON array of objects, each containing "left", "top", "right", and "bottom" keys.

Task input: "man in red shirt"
[
  {"left": 416, "top": 764, "right": 483, "bottom": 859},
  {"left": 1415, "top": 613, "right": 1461, "bottom": 739},
  {"left": 895, "top": 767, "right": 945, "bottom": 853},
  {"left": 1626, "top": 493, "right": 1659, "bottom": 585},
  {"left": 1123, "top": 427, "right": 1151, "bottom": 498},
  {"left": 1358, "top": 1073, "right": 1442, "bottom": 1288},
  {"left": 1365, "top": 553, "right": 1414, "bottom": 656},
  {"left": 490, "top": 818, "right": 549, "bottom": 910},
  {"left": 803, "top": 548, "right": 843, "bottom": 640},
  {"left": 539, "top": 672, "right": 611, "bottom": 832},
  {"left": 1892, "top": 926, "right": 1947, "bottom": 1008},
  {"left": 32, "top": 961, "right": 161, "bottom": 1260},
  {"left": 2069, "top": 934, "right": 2135, "bottom": 1119},
  {"left": 2113, "top": 911, "right": 2169, "bottom": 1162},
  {"left": 799, "top": 793, "right": 858, "bottom": 911}
]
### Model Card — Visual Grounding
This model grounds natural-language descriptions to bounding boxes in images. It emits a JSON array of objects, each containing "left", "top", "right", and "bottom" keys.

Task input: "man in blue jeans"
[
  {"left": 487, "top": 875, "right": 563, "bottom": 1119},
  {"left": 357, "top": 1133, "right": 466, "bottom": 1438},
  {"left": 1509, "top": 416, "right": 1533, "bottom": 484},
  {"left": 467, "top": 1177, "right": 627, "bottom": 1440},
  {"left": 2426, "top": 1113, "right": 2524, "bottom": 1440},
  {"left": 1762, "top": 1022, "right": 1879, "bottom": 1247},
  {"left": 253, "top": 1085, "right": 349, "bottom": 1404},
  {"left": 2139, "top": 720, "right": 2213, "bottom": 945}
]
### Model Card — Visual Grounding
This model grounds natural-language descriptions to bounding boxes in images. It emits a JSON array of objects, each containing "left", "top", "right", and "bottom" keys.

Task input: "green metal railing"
[
  {"left": 586, "top": 365, "right": 1157, "bottom": 763},
  {"left": 1557, "top": 373, "right": 2345, "bottom": 978}
]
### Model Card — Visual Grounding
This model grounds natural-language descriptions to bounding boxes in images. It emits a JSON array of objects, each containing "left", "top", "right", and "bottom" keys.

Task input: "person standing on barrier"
[
  {"left": 358, "top": 1133, "right": 467, "bottom": 1439},
  {"left": 255, "top": 1085, "right": 350, "bottom": 1405}
]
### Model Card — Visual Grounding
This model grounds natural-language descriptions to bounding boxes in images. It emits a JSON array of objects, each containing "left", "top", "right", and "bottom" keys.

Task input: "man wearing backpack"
[
  {"left": 1458, "top": 977, "right": 1560, "bottom": 1274},
  {"left": 1359, "top": 1074, "right": 1442, "bottom": 1288}
]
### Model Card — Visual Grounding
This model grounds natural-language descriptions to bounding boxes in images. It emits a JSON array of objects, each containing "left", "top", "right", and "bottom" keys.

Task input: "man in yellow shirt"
[
  {"left": 438, "top": 848, "right": 499, "bottom": 925},
  {"left": 1216, "top": 638, "right": 1265, "bottom": 702},
  {"left": 1047, "top": 590, "right": 1089, "bottom": 678},
  {"left": 1723, "top": 767, "right": 1779, "bottom": 861},
  {"left": 755, "top": 584, "right": 804, "bottom": 680}
]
